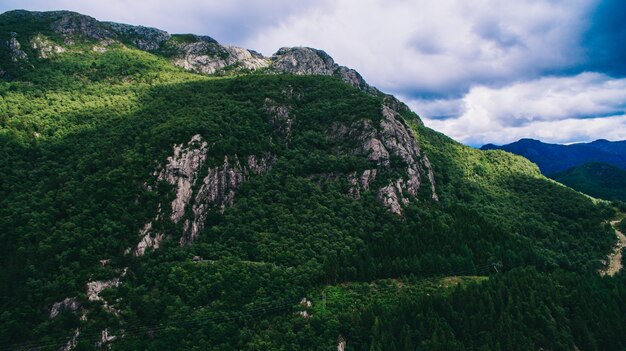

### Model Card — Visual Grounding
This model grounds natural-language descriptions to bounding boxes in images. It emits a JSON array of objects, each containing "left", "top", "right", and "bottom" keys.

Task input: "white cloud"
[
  {"left": 419, "top": 73, "right": 626, "bottom": 145},
  {"left": 244, "top": 0, "right": 593, "bottom": 95}
]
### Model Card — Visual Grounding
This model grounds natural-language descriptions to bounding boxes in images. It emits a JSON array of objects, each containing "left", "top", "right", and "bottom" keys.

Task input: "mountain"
[
  {"left": 551, "top": 162, "right": 626, "bottom": 202},
  {"left": 1, "top": 10, "right": 625, "bottom": 351},
  {"left": 481, "top": 138, "right": 626, "bottom": 175}
]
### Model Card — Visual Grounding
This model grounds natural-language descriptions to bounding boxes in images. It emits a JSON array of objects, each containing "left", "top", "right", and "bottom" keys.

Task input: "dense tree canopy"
[{"left": 1, "top": 12, "right": 624, "bottom": 350}]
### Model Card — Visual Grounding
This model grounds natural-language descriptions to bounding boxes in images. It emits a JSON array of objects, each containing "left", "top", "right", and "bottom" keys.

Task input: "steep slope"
[
  {"left": 551, "top": 163, "right": 626, "bottom": 202},
  {"left": 0, "top": 10, "right": 623, "bottom": 351},
  {"left": 481, "top": 138, "right": 626, "bottom": 175}
]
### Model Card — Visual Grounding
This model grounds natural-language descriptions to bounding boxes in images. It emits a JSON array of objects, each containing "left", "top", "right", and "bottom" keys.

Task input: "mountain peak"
[{"left": 1, "top": 9, "right": 378, "bottom": 93}]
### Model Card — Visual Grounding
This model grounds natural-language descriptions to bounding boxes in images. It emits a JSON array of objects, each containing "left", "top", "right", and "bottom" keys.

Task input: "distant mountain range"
[{"left": 481, "top": 138, "right": 626, "bottom": 175}]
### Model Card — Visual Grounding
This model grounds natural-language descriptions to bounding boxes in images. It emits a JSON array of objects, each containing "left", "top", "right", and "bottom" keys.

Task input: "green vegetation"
[
  {"left": 551, "top": 162, "right": 626, "bottom": 202},
  {"left": 1, "top": 11, "right": 624, "bottom": 350}
]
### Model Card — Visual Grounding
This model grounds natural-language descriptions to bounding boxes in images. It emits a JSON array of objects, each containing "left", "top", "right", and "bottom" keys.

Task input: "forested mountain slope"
[
  {"left": 550, "top": 163, "right": 626, "bottom": 202},
  {"left": 1, "top": 10, "right": 625, "bottom": 351}
]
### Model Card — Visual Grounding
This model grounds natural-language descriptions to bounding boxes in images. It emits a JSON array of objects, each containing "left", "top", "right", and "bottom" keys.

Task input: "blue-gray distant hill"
[{"left": 481, "top": 138, "right": 626, "bottom": 175}]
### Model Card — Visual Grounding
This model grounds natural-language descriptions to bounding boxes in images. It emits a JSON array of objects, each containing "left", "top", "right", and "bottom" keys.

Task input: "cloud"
[
  {"left": 418, "top": 73, "right": 626, "bottom": 145},
  {"left": 244, "top": 0, "right": 593, "bottom": 96}
]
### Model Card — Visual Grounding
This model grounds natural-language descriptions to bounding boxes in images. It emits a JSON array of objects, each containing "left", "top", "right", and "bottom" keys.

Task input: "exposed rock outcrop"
[
  {"left": 182, "top": 153, "right": 275, "bottom": 244},
  {"left": 30, "top": 34, "right": 65, "bottom": 58},
  {"left": 59, "top": 328, "right": 80, "bottom": 351},
  {"left": 86, "top": 272, "right": 125, "bottom": 316},
  {"left": 264, "top": 98, "right": 293, "bottom": 141},
  {"left": 6, "top": 33, "right": 28, "bottom": 62},
  {"left": 157, "top": 134, "right": 209, "bottom": 223},
  {"left": 168, "top": 36, "right": 269, "bottom": 75},
  {"left": 270, "top": 47, "right": 375, "bottom": 92},
  {"left": 224, "top": 45, "right": 270, "bottom": 71},
  {"left": 107, "top": 22, "right": 170, "bottom": 51},
  {"left": 332, "top": 100, "right": 437, "bottom": 214},
  {"left": 337, "top": 335, "right": 347, "bottom": 351},
  {"left": 135, "top": 134, "right": 276, "bottom": 247},
  {"left": 271, "top": 47, "right": 336, "bottom": 75},
  {"left": 348, "top": 169, "right": 378, "bottom": 200},
  {"left": 87, "top": 277, "right": 120, "bottom": 302},
  {"left": 96, "top": 328, "right": 117, "bottom": 348},
  {"left": 50, "top": 12, "right": 115, "bottom": 41},
  {"left": 49, "top": 297, "right": 81, "bottom": 319},
  {"left": 133, "top": 222, "right": 164, "bottom": 256}
]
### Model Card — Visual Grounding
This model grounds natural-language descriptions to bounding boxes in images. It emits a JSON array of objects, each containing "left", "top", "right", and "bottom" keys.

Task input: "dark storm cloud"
[{"left": 582, "top": 0, "right": 626, "bottom": 76}]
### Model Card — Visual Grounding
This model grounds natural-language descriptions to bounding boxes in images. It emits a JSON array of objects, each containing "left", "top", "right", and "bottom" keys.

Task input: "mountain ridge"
[
  {"left": 0, "top": 9, "right": 378, "bottom": 94},
  {"left": 481, "top": 138, "right": 626, "bottom": 174}
]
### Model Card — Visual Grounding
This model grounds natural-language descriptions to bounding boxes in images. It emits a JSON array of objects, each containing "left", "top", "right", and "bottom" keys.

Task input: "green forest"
[
  {"left": 551, "top": 163, "right": 626, "bottom": 202},
  {"left": 1, "top": 10, "right": 625, "bottom": 350}
]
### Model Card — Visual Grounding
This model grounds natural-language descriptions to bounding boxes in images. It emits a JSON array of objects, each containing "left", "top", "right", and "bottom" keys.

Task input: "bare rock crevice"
[
  {"left": 183, "top": 153, "right": 276, "bottom": 244},
  {"left": 134, "top": 134, "right": 276, "bottom": 249},
  {"left": 264, "top": 98, "right": 294, "bottom": 142},
  {"left": 332, "top": 101, "right": 437, "bottom": 214},
  {"left": 6, "top": 33, "right": 28, "bottom": 63},
  {"left": 49, "top": 297, "right": 81, "bottom": 319},
  {"left": 157, "top": 134, "right": 209, "bottom": 223}
]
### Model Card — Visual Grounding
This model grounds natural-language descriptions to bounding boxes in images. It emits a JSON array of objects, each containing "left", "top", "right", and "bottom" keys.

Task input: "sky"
[{"left": 1, "top": 0, "right": 625, "bottom": 146}]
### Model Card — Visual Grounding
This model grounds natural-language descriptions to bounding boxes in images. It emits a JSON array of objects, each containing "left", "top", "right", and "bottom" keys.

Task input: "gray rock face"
[
  {"left": 271, "top": 47, "right": 337, "bottom": 75},
  {"left": 59, "top": 328, "right": 80, "bottom": 351},
  {"left": 333, "top": 100, "right": 437, "bottom": 214},
  {"left": 49, "top": 297, "right": 81, "bottom": 319},
  {"left": 337, "top": 336, "right": 347, "bottom": 351},
  {"left": 264, "top": 98, "right": 293, "bottom": 141},
  {"left": 224, "top": 45, "right": 270, "bottom": 71},
  {"left": 133, "top": 221, "right": 164, "bottom": 256},
  {"left": 270, "top": 47, "right": 376, "bottom": 92},
  {"left": 6, "top": 33, "right": 28, "bottom": 62},
  {"left": 136, "top": 134, "right": 275, "bottom": 247},
  {"left": 86, "top": 273, "right": 124, "bottom": 317},
  {"left": 169, "top": 37, "right": 269, "bottom": 74},
  {"left": 107, "top": 22, "right": 170, "bottom": 51},
  {"left": 183, "top": 153, "right": 275, "bottom": 244},
  {"left": 30, "top": 34, "right": 65, "bottom": 58},
  {"left": 86, "top": 277, "right": 120, "bottom": 302},
  {"left": 50, "top": 12, "right": 115, "bottom": 40},
  {"left": 336, "top": 66, "right": 371, "bottom": 91},
  {"left": 158, "top": 134, "right": 209, "bottom": 223}
]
